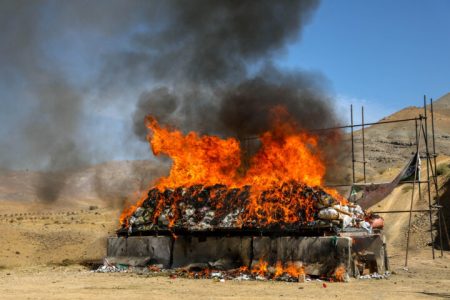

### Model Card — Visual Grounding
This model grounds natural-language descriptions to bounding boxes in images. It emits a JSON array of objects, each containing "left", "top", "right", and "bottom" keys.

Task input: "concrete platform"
[
  {"left": 172, "top": 236, "right": 252, "bottom": 269},
  {"left": 252, "top": 236, "right": 352, "bottom": 276},
  {"left": 106, "top": 234, "right": 386, "bottom": 276}
]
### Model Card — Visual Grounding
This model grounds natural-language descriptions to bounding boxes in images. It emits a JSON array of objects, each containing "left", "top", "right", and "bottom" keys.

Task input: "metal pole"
[
  {"left": 362, "top": 106, "right": 366, "bottom": 183},
  {"left": 423, "top": 96, "right": 435, "bottom": 259},
  {"left": 430, "top": 99, "right": 446, "bottom": 254},
  {"left": 243, "top": 117, "right": 422, "bottom": 141},
  {"left": 374, "top": 209, "right": 439, "bottom": 214},
  {"left": 351, "top": 105, "right": 355, "bottom": 184},
  {"left": 405, "top": 118, "right": 421, "bottom": 267}
]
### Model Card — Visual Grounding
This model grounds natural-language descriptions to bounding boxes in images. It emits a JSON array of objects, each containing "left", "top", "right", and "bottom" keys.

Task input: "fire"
[
  {"left": 251, "top": 259, "right": 268, "bottom": 276},
  {"left": 333, "top": 264, "right": 347, "bottom": 282},
  {"left": 120, "top": 107, "right": 346, "bottom": 226},
  {"left": 273, "top": 261, "right": 305, "bottom": 278},
  {"left": 284, "top": 261, "right": 305, "bottom": 278},
  {"left": 249, "top": 260, "right": 305, "bottom": 279},
  {"left": 274, "top": 261, "right": 283, "bottom": 277},
  {"left": 147, "top": 116, "right": 242, "bottom": 189},
  {"left": 238, "top": 266, "right": 249, "bottom": 273}
]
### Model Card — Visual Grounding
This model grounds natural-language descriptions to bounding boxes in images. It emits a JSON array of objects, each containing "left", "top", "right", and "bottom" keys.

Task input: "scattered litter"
[
  {"left": 358, "top": 271, "right": 391, "bottom": 280},
  {"left": 211, "top": 272, "right": 222, "bottom": 278},
  {"left": 234, "top": 274, "right": 251, "bottom": 281},
  {"left": 94, "top": 258, "right": 128, "bottom": 273}
]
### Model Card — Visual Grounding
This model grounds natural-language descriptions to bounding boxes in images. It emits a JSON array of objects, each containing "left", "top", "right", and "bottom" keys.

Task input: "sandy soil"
[
  {"left": 0, "top": 198, "right": 449, "bottom": 299},
  {"left": 0, "top": 250, "right": 449, "bottom": 300}
]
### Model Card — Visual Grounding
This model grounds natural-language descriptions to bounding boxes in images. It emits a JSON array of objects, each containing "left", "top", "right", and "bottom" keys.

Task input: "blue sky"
[{"left": 277, "top": 0, "right": 450, "bottom": 124}]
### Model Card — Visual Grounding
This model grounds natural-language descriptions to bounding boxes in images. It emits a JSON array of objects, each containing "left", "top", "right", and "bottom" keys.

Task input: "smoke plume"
[
  {"left": 128, "top": 0, "right": 347, "bottom": 181},
  {"left": 0, "top": 0, "right": 348, "bottom": 203},
  {"left": 131, "top": 0, "right": 332, "bottom": 137}
]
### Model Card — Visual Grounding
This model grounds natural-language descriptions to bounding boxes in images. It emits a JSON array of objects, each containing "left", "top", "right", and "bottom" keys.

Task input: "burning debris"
[
  {"left": 109, "top": 113, "right": 388, "bottom": 281},
  {"left": 110, "top": 110, "right": 389, "bottom": 282},
  {"left": 121, "top": 182, "right": 370, "bottom": 234},
  {"left": 95, "top": 257, "right": 391, "bottom": 283},
  {"left": 120, "top": 115, "right": 371, "bottom": 234}
]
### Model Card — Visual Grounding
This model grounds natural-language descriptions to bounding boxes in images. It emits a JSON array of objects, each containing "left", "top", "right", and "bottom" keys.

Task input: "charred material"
[{"left": 120, "top": 181, "right": 369, "bottom": 236}]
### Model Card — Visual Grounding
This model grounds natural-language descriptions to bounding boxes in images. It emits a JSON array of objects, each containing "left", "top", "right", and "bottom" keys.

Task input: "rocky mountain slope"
[
  {"left": 351, "top": 93, "right": 450, "bottom": 182},
  {"left": 0, "top": 160, "right": 168, "bottom": 209}
]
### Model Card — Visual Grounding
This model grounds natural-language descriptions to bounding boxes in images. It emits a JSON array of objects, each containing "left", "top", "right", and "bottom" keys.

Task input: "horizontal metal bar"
[
  {"left": 320, "top": 117, "right": 421, "bottom": 131},
  {"left": 325, "top": 180, "right": 432, "bottom": 187},
  {"left": 398, "top": 180, "right": 430, "bottom": 184},
  {"left": 353, "top": 160, "right": 368, "bottom": 163},
  {"left": 372, "top": 209, "right": 439, "bottom": 214},
  {"left": 242, "top": 117, "right": 423, "bottom": 140}
]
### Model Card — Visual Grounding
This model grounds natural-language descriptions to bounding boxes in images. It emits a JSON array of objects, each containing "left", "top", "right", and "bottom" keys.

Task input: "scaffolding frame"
[
  {"left": 343, "top": 96, "right": 449, "bottom": 266},
  {"left": 241, "top": 96, "right": 449, "bottom": 266}
]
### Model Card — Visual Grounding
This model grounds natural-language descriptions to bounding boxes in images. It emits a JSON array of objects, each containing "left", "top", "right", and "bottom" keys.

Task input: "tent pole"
[
  {"left": 430, "top": 98, "right": 448, "bottom": 257},
  {"left": 362, "top": 106, "right": 366, "bottom": 183},
  {"left": 423, "top": 96, "right": 435, "bottom": 259},
  {"left": 351, "top": 105, "right": 355, "bottom": 184},
  {"left": 405, "top": 118, "right": 421, "bottom": 267}
]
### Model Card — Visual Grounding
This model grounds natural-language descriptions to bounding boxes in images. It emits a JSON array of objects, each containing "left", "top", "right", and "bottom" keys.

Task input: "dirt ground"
[
  {"left": 0, "top": 202, "right": 449, "bottom": 300},
  {"left": 1, "top": 157, "right": 449, "bottom": 299},
  {"left": 0, "top": 250, "right": 449, "bottom": 300}
]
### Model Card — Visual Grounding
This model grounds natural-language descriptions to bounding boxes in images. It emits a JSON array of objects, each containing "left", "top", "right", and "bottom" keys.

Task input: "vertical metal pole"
[
  {"left": 423, "top": 96, "right": 435, "bottom": 259},
  {"left": 405, "top": 118, "right": 420, "bottom": 267},
  {"left": 431, "top": 99, "right": 449, "bottom": 252},
  {"left": 362, "top": 106, "right": 366, "bottom": 183},
  {"left": 351, "top": 105, "right": 355, "bottom": 184}
]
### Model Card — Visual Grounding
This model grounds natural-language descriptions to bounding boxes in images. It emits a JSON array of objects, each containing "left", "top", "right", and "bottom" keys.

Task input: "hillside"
[
  {"left": 0, "top": 160, "right": 168, "bottom": 211},
  {"left": 347, "top": 92, "right": 450, "bottom": 252},
  {"left": 351, "top": 93, "right": 450, "bottom": 182}
]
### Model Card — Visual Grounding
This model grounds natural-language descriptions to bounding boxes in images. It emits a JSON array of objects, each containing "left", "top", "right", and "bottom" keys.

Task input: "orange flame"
[
  {"left": 251, "top": 259, "right": 269, "bottom": 276},
  {"left": 148, "top": 116, "right": 242, "bottom": 189},
  {"left": 284, "top": 261, "right": 305, "bottom": 278},
  {"left": 273, "top": 260, "right": 305, "bottom": 278},
  {"left": 274, "top": 261, "right": 284, "bottom": 277},
  {"left": 334, "top": 264, "right": 347, "bottom": 282},
  {"left": 238, "top": 266, "right": 249, "bottom": 273},
  {"left": 120, "top": 107, "right": 346, "bottom": 225}
]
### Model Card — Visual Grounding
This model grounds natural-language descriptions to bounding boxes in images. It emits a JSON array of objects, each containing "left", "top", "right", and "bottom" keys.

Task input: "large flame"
[{"left": 120, "top": 107, "right": 345, "bottom": 226}]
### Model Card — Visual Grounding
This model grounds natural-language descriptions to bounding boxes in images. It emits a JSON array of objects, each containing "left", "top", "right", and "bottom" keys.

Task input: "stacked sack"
[{"left": 316, "top": 194, "right": 371, "bottom": 231}]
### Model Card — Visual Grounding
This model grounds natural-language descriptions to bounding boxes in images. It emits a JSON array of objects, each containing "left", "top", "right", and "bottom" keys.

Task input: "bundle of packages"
[
  {"left": 316, "top": 201, "right": 369, "bottom": 230},
  {"left": 121, "top": 181, "right": 370, "bottom": 233}
]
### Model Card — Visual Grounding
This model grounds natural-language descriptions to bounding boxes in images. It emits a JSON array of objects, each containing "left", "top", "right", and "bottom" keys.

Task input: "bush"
[{"left": 436, "top": 163, "right": 450, "bottom": 177}]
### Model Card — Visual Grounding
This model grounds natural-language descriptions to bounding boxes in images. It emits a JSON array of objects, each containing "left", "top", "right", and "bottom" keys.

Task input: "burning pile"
[
  {"left": 126, "top": 182, "right": 329, "bottom": 231},
  {"left": 123, "top": 182, "right": 368, "bottom": 233},
  {"left": 120, "top": 111, "right": 370, "bottom": 233}
]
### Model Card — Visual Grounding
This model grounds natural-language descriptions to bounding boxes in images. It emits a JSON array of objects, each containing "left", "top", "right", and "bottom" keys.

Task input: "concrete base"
[
  {"left": 107, "top": 236, "right": 171, "bottom": 268},
  {"left": 172, "top": 236, "right": 252, "bottom": 269},
  {"left": 106, "top": 234, "right": 386, "bottom": 276},
  {"left": 252, "top": 236, "right": 352, "bottom": 276},
  {"left": 351, "top": 234, "right": 388, "bottom": 275}
]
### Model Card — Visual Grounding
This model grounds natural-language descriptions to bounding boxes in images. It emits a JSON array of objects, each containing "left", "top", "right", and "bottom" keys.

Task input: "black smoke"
[
  {"left": 129, "top": 1, "right": 342, "bottom": 135},
  {"left": 0, "top": 0, "right": 348, "bottom": 203},
  {"left": 128, "top": 0, "right": 347, "bottom": 181},
  {"left": 131, "top": 0, "right": 332, "bottom": 138}
]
